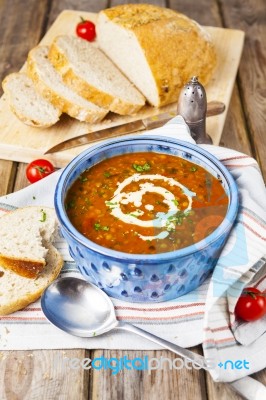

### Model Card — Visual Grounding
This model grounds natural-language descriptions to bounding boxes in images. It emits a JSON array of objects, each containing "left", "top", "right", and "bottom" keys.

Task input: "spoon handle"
[
  {"left": 116, "top": 321, "right": 208, "bottom": 370},
  {"left": 116, "top": 322, "right": 266, "bottom": 399}
]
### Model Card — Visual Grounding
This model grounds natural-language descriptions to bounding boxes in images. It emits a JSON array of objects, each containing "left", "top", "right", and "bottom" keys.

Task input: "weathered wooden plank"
[
  {"left": 169, "top": 0, "right": 221, "bottom": 26},
  {"left": 220, "top": 85, "right": 252, "bottom": 155},
  {"left": 219, "top": 0, "right": 266, "bottom": 178},
  {"left": 206, "top": 379, "right": 245, "bottom": 400},
  {"left": 90, "top": 349, "right": 207, "bottom": 400},
  {"left": 0, "top": 349, "right": 90, "bottom": 400},
  {"left": 0, "top": 160, "right": 17, "bottom": 196},
  {"left": 48, "top": 0, "right": 108, "bottom": 28},
  {"left": 0, "top": 0, "right": 50, "bottom": 95}
]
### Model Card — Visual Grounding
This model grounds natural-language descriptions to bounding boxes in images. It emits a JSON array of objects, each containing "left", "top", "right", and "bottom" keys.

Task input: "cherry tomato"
[
  {"left": 235, "top": 287, "right": 266, "bottom": 322},
  {"left": 26, "top": 159, "right": 54, "bottom": 183},
  {"left": 76, "top": 18, "right": 96, "bottom": 42}
]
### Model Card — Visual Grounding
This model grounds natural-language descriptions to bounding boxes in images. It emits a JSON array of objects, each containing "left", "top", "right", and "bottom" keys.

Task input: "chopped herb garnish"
[
  {"left": 166, "top": 210, "right": 190, "bottom": 230},
  {"left": 190, "top": 166, "right": 198, "bottom": 172},
  {"left": 39, "top": 209, "right": 47, "bottom": 222},
  {"left": 94, "top": 223, "right": 109, "bottom": 231},
  {"left": 78, "top": 176, "right": 88, "bottom": 182},
  {"left": 132, "top": 163, "right": 151, "bottom": 172},
  {"left": 66, "top": 200, "right": 75, "bottom": 209},
  {"left": 106, "top": 201, "right": 118, "bottom": 206},
  {"left": 32, "top": 196, "right": 36, "bottom": 200},
  {"left": 104, "top": 171, "right": 111, "bottom": 178},
  {"left": 94, "top": 223, "right": 101, "bottom": 231},
  {"left": 172, "top": 199, "right": 179, "bottom": 206},
  {"left": 129, "top": 213, "right": 139, "bottom": 218}
]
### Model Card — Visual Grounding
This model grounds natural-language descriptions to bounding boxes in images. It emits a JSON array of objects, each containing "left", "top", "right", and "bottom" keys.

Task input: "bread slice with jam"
[{"left": 0, "top": 207, "right": 63, "bottom": 315}]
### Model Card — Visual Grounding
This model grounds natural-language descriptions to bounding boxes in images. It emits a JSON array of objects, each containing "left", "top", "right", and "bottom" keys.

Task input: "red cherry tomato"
[
  {"left": 76, "top": 18, "right": 96, "bottom": 42},
  {"left": 235, "top": 287, "right": 266, "bottom": 322},
  {"left": 26, "top": 159, "right": 55, "bottom": 183}
]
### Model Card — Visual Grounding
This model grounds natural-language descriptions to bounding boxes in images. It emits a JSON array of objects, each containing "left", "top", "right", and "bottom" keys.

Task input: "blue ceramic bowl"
[{"left": 54, "top": 136, "right": 239, "bottom": 302}]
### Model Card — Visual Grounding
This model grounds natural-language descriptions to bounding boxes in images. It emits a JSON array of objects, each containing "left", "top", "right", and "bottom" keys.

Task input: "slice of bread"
[
  {"left": 0, "top": 207, "right": 59, "bottom": 279},
  {"left": 97, "top": 4, "right": 217, "bottom": 107},
  {"left": 2, "top": 73, "right": 61, "bottom": 128},
  {"left": 48, "top": 35, "right": 146, "bottom": 115},
  {"left": 27, "top": 46, "right": 108, "bottom": 123},
  {"left": 0, "top": 244, "right": 63, "bottom": 315}
]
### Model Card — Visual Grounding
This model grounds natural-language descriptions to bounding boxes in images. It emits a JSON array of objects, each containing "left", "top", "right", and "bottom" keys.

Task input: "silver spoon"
[
  {"left": 41, "top": 276, "right": 208, "bottom": 369},
  {"left": 41, "top": 277, "right": 264, "bottom": 399}
]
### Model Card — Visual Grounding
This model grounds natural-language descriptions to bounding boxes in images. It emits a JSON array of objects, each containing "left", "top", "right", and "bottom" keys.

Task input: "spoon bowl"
[{"left": 41, "top": 277, "right": 118, "bottom": 337}]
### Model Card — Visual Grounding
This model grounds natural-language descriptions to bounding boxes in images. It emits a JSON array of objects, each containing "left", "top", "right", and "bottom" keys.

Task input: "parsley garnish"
[
  {"left": 172, "top": 199, "right": 179, "bottom": 206},
  {"left": 132, "top": 163, "right": 151, "bottom": 172},
  {"left": 190, "top": 166, "right": 198, "bottom": 172},
  {"left": 94, "top": 223, "right": 109, "bottom": 231},
  {"left": 78, "top": 176, "right": 88, "bottom": 182},
  {"left": 39, "top": 209, "right": 47, "bottom": 222},
  {"left": 104, "top": 171, "right": 111, "bottom": 178},
  {"left": 66, "top": 200, "right": 75, "bottom": 209},
  {"left": 166, "top": 210, "right": 190, "bottom": 230},
  {"left": 105, "top": 201, "right": 117, "bottom": 207}
]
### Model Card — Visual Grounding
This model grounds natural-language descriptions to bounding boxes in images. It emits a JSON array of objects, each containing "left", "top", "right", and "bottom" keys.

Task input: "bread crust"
[
  {"left": 27, "top": 47, "right": 108, "bottom": 123},
  {"left": 2, "top": 73, "right": 61, "bottom": 128},
  {"left": 49, "top": 39, "right": 145, "bottom": 116},
  {"left": 99, "top": 4, "right": 217, "bottom": 107},
  {"left": 0, "top": 206, "right": 57, "bottom": 279}
]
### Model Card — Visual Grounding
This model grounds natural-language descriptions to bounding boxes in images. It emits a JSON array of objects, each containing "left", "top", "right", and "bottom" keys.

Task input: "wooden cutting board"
[{"left": 0, "top": 10, "right": 244, "bottom": 168}]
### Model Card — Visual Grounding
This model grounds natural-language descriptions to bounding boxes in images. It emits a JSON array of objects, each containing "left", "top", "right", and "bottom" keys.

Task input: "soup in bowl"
[{"left": 55, "top": 136, "right": 238, "bottom": 302}]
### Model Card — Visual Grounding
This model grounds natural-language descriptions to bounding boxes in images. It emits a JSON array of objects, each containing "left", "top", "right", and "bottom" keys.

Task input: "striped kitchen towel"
[{"left": 0, "top": 116, "right": 265, "bottom": 383}]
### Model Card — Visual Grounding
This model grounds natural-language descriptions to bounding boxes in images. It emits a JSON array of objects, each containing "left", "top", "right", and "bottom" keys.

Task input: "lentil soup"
[{"left": 65, "top": 152, "right": 228, "bottom": 254}]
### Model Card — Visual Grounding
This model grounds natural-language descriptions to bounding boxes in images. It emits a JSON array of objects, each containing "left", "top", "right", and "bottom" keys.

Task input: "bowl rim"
[{"left": 54, "top": 135, "right": 239, "bottom": 263}]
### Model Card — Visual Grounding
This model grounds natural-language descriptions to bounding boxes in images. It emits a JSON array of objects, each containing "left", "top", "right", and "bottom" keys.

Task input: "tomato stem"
[
  {"left": 34, "top": 166, "right": 46, "bottom": 173},
  {"left": 242, "top": 290, "right": 266, "bottom": 298}
]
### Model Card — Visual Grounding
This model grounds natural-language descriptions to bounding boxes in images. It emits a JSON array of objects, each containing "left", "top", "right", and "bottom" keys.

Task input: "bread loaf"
[
  {"left": 48, "top": 35, "right": 146, "bottom": 115},
  {"left": 27, "top": 46, "right": 108, "bottom": 123},
  {"left": 2, "top": 73, "right": 61, "bottom": 127},
  {"left": 97, "top": 4, "right": 217, "bottom": 107}
]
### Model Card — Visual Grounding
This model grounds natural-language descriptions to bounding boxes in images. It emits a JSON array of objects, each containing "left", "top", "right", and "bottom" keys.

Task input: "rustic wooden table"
[{"left": 0, "top": 0, "right": 265, "bottom": 399}]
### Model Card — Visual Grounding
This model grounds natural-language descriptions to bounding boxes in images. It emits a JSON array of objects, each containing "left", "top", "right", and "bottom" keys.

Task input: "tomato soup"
[{"left": 65, "top": 152, "right": 228, "bottom": 254}]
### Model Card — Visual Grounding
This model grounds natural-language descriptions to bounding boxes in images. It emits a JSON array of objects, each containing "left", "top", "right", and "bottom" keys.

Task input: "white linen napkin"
[{"left": 0, "top": 116, "right": 265, "bottom": 385}]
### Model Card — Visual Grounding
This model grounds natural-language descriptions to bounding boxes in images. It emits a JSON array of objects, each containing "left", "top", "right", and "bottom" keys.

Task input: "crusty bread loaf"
[
  {"left": 27, "top": 46, "right": 108, "bottom": 123},
  {"left": 0, "top": 207, "right": 59, "bottom": 279},
  {"left": 0, "top": 244, "right": 63, "bottom": 315},
  {"left": 48, "top": 35, "right": 146, "bottom": 115},
  {"left": 97, "top": 4, "right": 217, "bottom": 107},
  {"left": 2, "top": 73, "right": 61, "bottom": 127}
]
